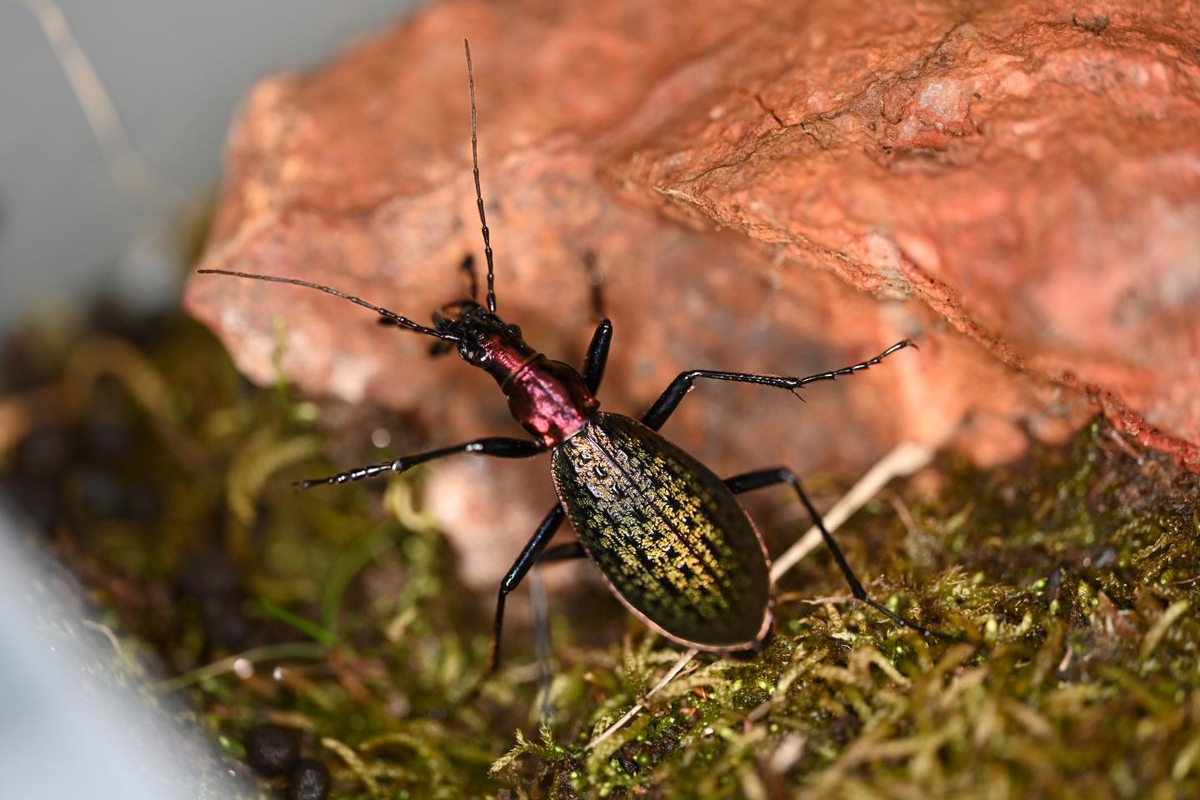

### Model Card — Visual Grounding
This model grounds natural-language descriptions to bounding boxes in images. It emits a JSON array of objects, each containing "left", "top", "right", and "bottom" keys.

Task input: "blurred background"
[
  {"left": 0, "top": 3, "right": 421, "bottom": 797},
  {"left": 0, "top": 0, "right": 423, "bottom": 332}
]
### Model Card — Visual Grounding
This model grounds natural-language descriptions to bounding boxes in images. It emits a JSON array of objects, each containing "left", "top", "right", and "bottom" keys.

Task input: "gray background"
[{"left": 0, "top": 0, "right": 425, "bottom": 331}]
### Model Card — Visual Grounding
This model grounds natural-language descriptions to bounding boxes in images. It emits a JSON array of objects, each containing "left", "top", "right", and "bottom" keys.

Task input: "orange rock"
[{"left": 185, "top": 0, "right": 1199, "bottom": 584}]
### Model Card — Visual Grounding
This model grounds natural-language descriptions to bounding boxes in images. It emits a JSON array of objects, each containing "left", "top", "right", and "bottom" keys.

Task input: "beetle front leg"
[
  {"left": 489, "top": 504, "right": 567, "bottom": 671},
  {"left": 581, "top": 319, "right": 613, "bottom": 396},
  {"left": 640, "top": 340, "right": 914, "bottom": 431},
  {"left": 724, "top": 466, "right": 939, "bottom": 638},
  {"left": 295, "top": 436, "right": 545, "bottom": 490}
]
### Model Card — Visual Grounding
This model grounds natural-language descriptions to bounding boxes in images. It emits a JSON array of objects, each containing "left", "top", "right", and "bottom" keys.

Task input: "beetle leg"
[
  {"left": 640, "top": 340, "right": 914, "bottom": 431},
  {"left": 490, "top": 504, "right": 567, "bottom": 671},
  {"left": 724, "top": 466, "right": 938, "bottom": 638},
  {"left": 295, "top": 436, "right": 545, "bottom": 490},
  {"left": 581, "top": 319, "right": 613, "bottom": 396}
]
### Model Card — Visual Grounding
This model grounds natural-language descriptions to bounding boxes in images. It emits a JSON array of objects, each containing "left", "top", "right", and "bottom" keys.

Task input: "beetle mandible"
[{"left": 200, "top": 40, "right": 931, "bottom": 670}]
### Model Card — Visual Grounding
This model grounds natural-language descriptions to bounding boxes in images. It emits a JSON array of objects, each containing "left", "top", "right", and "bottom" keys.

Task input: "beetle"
[{"left": 199, "top": 41, "right": 931, "bottom": 669}]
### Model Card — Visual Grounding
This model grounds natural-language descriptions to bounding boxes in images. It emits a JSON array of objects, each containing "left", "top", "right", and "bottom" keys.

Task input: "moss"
[{"left": 3, "top": 303, "right": 1198, "bottom": 798}]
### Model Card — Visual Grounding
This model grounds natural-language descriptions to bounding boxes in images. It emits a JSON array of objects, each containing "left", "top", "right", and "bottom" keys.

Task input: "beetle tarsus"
[{"left": 640, "top": 339, "right": 915, "bottom": 432}]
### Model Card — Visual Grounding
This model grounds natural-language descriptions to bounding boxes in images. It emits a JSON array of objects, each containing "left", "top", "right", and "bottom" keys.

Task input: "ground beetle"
[{"left": 200, "top": 41, "right": 929, "bottom": 670}]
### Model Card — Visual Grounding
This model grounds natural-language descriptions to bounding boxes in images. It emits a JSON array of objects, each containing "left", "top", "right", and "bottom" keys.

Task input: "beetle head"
[{"left": 432, "top": 299, "right": 527, "bottom": 367}]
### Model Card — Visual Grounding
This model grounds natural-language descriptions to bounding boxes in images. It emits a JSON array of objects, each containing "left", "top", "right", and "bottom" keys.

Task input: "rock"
[{"left": 184, "top": 0, "right": 1199, "bottom": 586}]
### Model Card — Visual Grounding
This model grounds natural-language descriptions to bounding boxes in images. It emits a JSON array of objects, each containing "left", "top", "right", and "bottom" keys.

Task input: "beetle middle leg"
[
  {"left": 490, "top": 527, "right": 591, "bottom": 672},
  {"left": 294, "top": 436, "right": 545, "bottom": 490},
  {"left": 488, "top": 505, "right": 572, "bottom": 670},
  {"left": 640, "top": 340, "right": 914, "bottom": 432},
  {"left": 724, "top": 467, "right": 938, "bottom": 637}
]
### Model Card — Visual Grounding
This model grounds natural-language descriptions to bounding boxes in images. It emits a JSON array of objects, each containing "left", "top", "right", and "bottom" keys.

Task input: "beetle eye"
[
  {"left": 508, "top": 324, "right": 523, "bottom": 339},
  {"left": 458, "top": 342, "right": 486, "bottom": 365}
]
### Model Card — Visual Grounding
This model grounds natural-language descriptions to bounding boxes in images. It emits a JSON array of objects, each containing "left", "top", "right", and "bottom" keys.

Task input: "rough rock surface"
[{"left": 184, "top": 0, "right": 1200, "bottom": 585}]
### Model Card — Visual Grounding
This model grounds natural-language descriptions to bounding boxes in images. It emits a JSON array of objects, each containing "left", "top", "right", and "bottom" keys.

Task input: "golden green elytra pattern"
[{"left": 551, "top": 412, "right": 771, "bottom": 649}]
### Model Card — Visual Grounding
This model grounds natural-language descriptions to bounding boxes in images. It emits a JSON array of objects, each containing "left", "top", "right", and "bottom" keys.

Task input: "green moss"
[{"left": 3, "top": 306, "right": 1198, "bottom": 799}]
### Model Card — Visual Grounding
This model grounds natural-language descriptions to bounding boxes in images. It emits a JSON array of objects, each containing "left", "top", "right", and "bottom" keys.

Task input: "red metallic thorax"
[{"left": 469, "top": 324, "right": 599, "bottom": 447}]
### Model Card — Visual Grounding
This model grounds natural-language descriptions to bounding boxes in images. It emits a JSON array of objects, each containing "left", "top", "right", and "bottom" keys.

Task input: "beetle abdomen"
[{"left": 551, "top": 412, "right": 772, "bottom": 651}]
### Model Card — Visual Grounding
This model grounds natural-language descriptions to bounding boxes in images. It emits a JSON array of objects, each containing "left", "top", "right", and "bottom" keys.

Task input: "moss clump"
[{"left": 3, "top": 303, "right": 1197, "bottom": 799}]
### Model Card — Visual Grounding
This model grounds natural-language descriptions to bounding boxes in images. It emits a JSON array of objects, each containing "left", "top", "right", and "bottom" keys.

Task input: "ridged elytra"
[{"left": 198, "top": 41, "right": 931, "bottom": 670}]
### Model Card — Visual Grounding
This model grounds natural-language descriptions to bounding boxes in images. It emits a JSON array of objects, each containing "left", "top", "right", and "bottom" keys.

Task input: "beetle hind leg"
[{"left": 724, "top": 467, "right": 940, "bottom": 639}]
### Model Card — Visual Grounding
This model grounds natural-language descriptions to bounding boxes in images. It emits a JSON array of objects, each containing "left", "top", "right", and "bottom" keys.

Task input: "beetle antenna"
[
  {"left": 196, "top": 269, "right": 460, "bottom": 342},
  {"left": 464, "top": 39, "right": 496, "bottom": 314}
]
